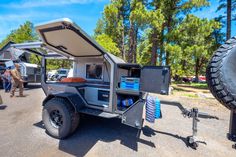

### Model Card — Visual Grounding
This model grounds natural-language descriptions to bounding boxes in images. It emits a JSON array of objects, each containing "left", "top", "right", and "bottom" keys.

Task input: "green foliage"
[
  {"left": 190, "top": 83, "right": 208, "bottom": 89},
  {"left": 165, "top": 44, "right": 184, "bottom": 75},
  {"left": 46, "top": 59, "right": 72, "bottom": 71},
  {"left": 95, "top": 34, "right": 120, "bottom": 56},
  {"left": 0, "top": 0, "right": 224, "bottom": 80},
  {"left": 94, "top": 19, "right": 105, "bottom": 36},
  {"left": 0, "top": 21, "right": 39, "bottom": 64},
  {"left": 216, "top": 0, "right": 236, "bottom": 40},
  {"left": 169, "top": 15, "right": 220, "bottom": 77},
  {"left": 137, "top": 30, "right": 152, "bottom": 65},
  {"left": 94, "top": 0, "right": 222, "bottom": 80},
  {"left": 0, "top": 21, "right": 37, "bottom": 48},
  {"left": 217, "top": 0, "right": 236, "bottom": 13}
]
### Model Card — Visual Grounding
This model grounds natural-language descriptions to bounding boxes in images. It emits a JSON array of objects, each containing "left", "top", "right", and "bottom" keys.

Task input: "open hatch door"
[
  {"left": 140, "top": 66, "right": 170, "bottom": 94},
  {"left": 35, "top": 18, "right": 106, "bottom": 57}
]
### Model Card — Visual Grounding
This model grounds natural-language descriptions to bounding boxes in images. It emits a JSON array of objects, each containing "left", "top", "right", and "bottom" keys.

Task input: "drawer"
[{"left": 98, "top": 90, "right": 110, "bottom": 102}]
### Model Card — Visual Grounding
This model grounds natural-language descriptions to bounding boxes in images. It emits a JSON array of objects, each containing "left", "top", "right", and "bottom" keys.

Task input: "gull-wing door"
[{"left": 35, "top": 18, "right": 106, "bottom": 57}]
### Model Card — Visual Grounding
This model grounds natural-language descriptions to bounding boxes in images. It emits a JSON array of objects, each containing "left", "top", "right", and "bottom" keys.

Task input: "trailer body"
[{"left": 11, "top": 18, "right": 170, "bottom": 139}]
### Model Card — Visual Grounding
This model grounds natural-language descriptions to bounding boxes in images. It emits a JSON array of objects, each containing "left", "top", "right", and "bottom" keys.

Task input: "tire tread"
[{"left": 206, "top": 36, "right": 236, "bottom": 110}]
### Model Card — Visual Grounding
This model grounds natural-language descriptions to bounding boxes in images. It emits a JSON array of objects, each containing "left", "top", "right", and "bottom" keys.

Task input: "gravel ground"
[{"left": 0, "top": 85, "right": 235, "bottom": 157}]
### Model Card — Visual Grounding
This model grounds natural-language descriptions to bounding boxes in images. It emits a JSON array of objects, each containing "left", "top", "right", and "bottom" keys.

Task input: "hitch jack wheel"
[
  {"left": 187, "top": 136, "right": 198, "bottom": 149},
  {"left": 233, "top": 143, "right": 236, "bottom": 149},
  {"left": 43, "top": 98, "right": 80, "bottom": 139}
]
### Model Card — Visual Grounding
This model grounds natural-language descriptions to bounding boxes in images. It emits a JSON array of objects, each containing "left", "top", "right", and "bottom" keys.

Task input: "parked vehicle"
[
  {"left": 192, "top": 76, "right": 206, "bottom": 83},
  {"left": 0, "top": 59, "right": 41, "bottom": 87},
  {"left": 182, "top": 76, "right": 192, "bottom": 83},
  {"left": 67, "top": 68, "right": 73, "bottom": 78},
  {"left": 20, "top": 62, "right": 41, "bottom": 86},
  {"left": 47, "top": 70, "right": 57, "bottom": 80},
  {"left": 54, "top": 68, "right": 69, "bottom": 81}
]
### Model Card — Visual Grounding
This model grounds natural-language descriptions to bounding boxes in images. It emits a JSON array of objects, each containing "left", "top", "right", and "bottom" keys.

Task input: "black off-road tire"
[
  {"left": 206, "top": 36, "right": 236, "bottom": 110},
  {"left": 42, "top": 98, "right": 80, "bottom": 139}
]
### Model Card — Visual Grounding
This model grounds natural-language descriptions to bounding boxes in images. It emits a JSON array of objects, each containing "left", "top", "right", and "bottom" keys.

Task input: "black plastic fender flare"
[{"left": 43, "top": 93, "right": 86, "bottom": 112}]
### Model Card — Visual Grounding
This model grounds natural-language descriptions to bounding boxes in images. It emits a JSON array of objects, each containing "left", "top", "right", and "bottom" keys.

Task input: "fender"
[{"left": 43, "top": 92, "right": 86, "bottom": 112}]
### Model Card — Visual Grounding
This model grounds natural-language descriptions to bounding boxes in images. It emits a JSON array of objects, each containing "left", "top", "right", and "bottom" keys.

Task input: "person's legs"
[
  {"left": 10, "top": 81, "right": 18, "bottom": 97},
  {"left": 2, "top": 81, "right": 6, "bottom": 92},
  {"left": 8, "top": 82, "right": 12, "bottom": 92},
  {"left": 5, "top": 82, "right": 9, "bottom": 92},
  {"left": 6, "top": 82, "right": 11, "bottom": 92},
  {"left": 19, "top": 82, "right": 24, "bottom": 96}
]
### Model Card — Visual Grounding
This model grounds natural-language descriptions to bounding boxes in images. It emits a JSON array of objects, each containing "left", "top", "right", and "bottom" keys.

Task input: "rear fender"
[{"left": 43, "top": 93, "right": 85, "bottom": 112}]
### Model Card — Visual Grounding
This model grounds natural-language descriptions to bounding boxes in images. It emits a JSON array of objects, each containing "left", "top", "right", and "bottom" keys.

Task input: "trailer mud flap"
[{"left": 121, "top": 100, "right": 145, "bottom": 129}]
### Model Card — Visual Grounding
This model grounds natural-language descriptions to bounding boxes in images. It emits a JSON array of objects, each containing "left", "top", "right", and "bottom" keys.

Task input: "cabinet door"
[
  {"left": 140, "top": 66, "right": 170, "bottom": 94},
  {"left": 121, "top": 100, "right": 145, "bottom": 129}
]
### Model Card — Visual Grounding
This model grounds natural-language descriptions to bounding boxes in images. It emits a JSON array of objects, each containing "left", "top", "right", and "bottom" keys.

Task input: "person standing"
[
  {"left": 2, "top": 69, "right": 12, "bottom": 92},
  {"left": 10, "top": 64, "right": 24, "bottom": 97},
  {"left": 0, "top": 71, "right": 6, "bottom": 91}
]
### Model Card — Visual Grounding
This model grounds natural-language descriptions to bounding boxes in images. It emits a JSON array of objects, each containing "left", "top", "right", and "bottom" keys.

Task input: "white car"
[{"left": 47, "top": 70, "right": 57, "bottom": 80}]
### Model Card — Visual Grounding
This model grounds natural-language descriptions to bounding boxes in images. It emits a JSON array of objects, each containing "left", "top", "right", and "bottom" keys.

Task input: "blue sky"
[{"left": 0, "top": 0, "right": 235, "bottom": 42}]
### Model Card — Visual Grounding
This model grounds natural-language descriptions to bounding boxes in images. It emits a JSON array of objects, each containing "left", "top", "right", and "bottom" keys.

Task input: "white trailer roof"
[{"left": 21, "top": 62, "right": 38, "bottom": 68}]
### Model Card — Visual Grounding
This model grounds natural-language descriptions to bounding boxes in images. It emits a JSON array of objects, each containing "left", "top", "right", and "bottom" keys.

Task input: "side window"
[{"left": 86, "top": 64, "right": 103, "bottom": 80}]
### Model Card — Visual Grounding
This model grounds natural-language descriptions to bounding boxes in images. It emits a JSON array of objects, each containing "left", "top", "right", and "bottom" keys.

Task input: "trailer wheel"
[
  {"left": 42, "top": 98, "right": 80, "bottom": 139},
  {"left": 206, "top": 36, "right": 236, "bottom": 110}
]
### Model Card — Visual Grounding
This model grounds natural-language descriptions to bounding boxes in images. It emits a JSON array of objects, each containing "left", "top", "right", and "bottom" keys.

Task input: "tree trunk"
[
  {"left": 128, "top": 21, "right": 135, "bottom": 63},
  {"left": 159, "top": 26, "right": 165, "bottom": 66},
  {"left": 165, "top": 17, "right": 172, "bottom": 65},
  {"left": 151, "top": 29, "right": 158, "bottom": 66},
  {"left": 121, "top": 24, "right": 126, "bottom": 60},
  {"left": 195, "top": 58, "right": 200, "bottom": 83},
  {"left": 133, "top": 27, "right": 138, "bottom": 63},
  {"left": 227, "top": 0, "right": 232, "bottom": 40}
]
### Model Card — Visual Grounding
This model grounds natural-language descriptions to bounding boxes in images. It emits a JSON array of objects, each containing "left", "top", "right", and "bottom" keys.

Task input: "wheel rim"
[{"left": 49, "top": 110, "right": 63, "bottom": 129}]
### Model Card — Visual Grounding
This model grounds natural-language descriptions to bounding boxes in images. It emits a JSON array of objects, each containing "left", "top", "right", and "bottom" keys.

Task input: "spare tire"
[{"left": 206, "top": 36, "right": 236, "bottom": 110}]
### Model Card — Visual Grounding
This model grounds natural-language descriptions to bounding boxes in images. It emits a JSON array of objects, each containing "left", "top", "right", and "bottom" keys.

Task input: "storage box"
[
  {"left": 84, "top": 87, "right": 109, "bottom": 107},
  {"left": 120, "top": 77, "right": 140, "bottom": 91}
]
